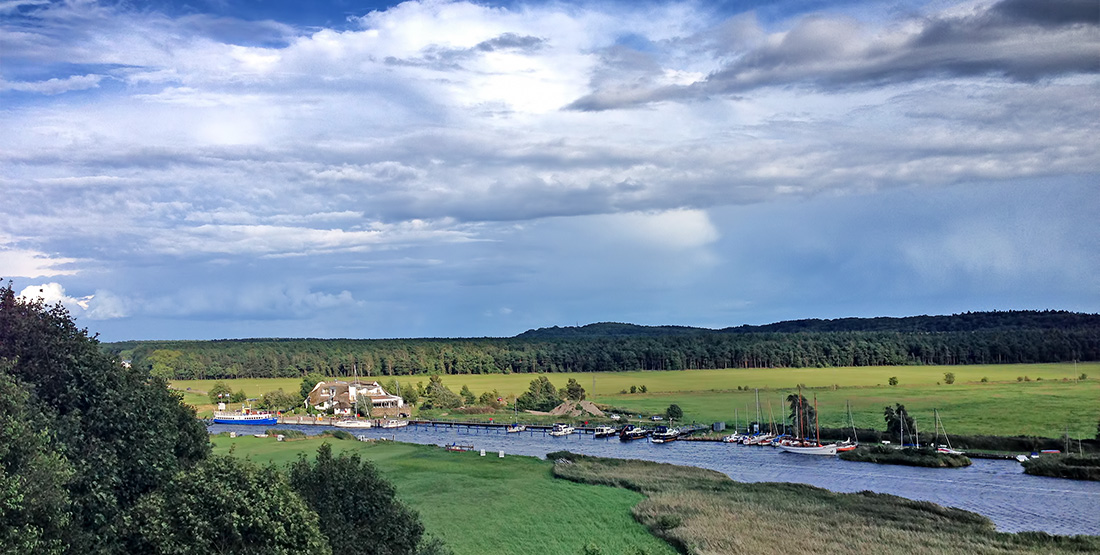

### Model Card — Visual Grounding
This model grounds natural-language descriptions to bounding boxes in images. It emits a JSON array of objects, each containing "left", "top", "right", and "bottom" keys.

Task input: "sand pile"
[{"left": 548, "top": 400, "right": 606, "bottom": 417}]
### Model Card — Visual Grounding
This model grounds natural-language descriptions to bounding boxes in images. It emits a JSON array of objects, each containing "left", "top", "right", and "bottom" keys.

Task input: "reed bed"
[{"left": 548, "top": 452, "right": 1099, "bottom": 555}]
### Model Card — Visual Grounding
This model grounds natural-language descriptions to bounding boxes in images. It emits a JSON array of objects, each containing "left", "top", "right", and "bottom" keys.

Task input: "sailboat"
[
  {"left": 932, "top": 409, "right": 963, "bottom": 454},
  {"left": 506, "top": 402, "right": 526, "bottom": 433},
  {"left": 778, "top": 391, "right": 837, "bottom": 455},
  {"left": 334, "top": 364, "right": 373, "bottom": 429},
  {"left": 835, "top": 400, "right": 859, "bottom": 452}
]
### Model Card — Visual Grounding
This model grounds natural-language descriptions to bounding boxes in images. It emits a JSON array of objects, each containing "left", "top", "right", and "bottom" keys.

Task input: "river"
[{"left": 208, "top": 423, "right": 1100, "bottom": 536}]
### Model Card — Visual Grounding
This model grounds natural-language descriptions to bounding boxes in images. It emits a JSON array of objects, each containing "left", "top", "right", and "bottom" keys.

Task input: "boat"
[
  {"left": 928, "top": 406, "right": 963, "bottom": 454},
  {"left": 445, "top": 443, "right": 474, "bottom": 452},
  {"left": 593, "top": 426, "right": 617, "bottom": 438},
  {"left": 212, "top": 405, "right": 278, "bottom": 426},
  {"left": 619, "top": 424, "right": 649, "bottom": 441},
  {"left": 334, "top": 363, "right": 372, "bottom": 428},
  {"left": 333, "top": 419, "right": 373, "bottom": 429},
  {"left": 379, "top": 419, "right": 409, "bottom": 428},
  {"left": 722, "top": 432, "right": 744, "bottom": 443},
  {"left": 650, "top": 425, "right": 680, "bottom": 444},
  {"left": 779, "top": 390, "right": 837, "bottom": 456},
  {"left": 506, "top": 404, "right": 526, "bottom": 433},
  {"left": 835, "top": 439, "right": 858, "bottom": 453},
  {"left": 778, "top": 442, "right": 839, "bottom": 455},
  {"left": 549, "top": 423, "right": 575, "bottom": 437}
]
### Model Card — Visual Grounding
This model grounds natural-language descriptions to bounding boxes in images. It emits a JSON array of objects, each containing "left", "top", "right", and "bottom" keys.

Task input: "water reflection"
[{"left": 209, "top": 423, "right": 1100, "bottom": 536}]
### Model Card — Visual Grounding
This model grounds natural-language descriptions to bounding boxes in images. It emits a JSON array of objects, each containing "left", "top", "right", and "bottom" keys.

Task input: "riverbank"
[
  {"left": 839, "top": 444, "right": 972, "bottom": 467},
  {"left": 548, "top": 451, "right": 1098, "bottom": 554}
]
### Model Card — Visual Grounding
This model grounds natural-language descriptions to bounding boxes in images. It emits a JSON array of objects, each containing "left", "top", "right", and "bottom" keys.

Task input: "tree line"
[
  {"left": 0, "top": 283, "right": 447, "bottom": 555},
  {"left": 106, "top": 311, "right": 1100, "bottom": 380}
]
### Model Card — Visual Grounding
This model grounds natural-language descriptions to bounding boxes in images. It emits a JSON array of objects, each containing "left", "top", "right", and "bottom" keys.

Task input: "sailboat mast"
[
  {"left": 755, "top": 389, "right": 761, "bottom": 434},
  {"left": 814, "top": 394, "right": 820, "bottom": 446}
]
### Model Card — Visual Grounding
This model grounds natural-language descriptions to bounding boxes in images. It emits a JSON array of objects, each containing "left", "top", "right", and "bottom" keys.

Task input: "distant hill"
[
  {"left": 105, "top": 310, "right": 1100, "bottom": 380},
  {"left": 518, "top": 311, "right": 1100, "bottom": 338}
]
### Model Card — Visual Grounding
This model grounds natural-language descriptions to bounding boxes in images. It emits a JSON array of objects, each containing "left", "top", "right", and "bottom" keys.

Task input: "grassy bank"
[
  {"left": 548, "top": 452, "right": 1099, "bottom": 554},
  {"left": 1022, "top": 454, "right": 1100, "bottom": 481},
  {"left": 174, "top": 362, "right": 1100, "bottom": 438},
  {"left": 839, "top": 445, "right": 972, "bottom": 467},
  {"left": 211, "top": 435, "right": 676, "bottom": 555}
]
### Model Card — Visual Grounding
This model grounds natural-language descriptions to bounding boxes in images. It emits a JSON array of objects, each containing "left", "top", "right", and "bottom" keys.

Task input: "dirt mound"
[
  {"left": 577, "top": 400, "right": 605, "bottom": 417},
  {"left": 549, "top": 401, "right": 576, "bottom": 416},
  {"left": 548, "top": 400, "right": 605, "bottom": 417}
]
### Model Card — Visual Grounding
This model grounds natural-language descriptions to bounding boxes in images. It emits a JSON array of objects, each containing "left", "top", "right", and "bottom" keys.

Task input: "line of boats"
[{"left": 542, "top": 422, "right": 686, "bottom": 443}]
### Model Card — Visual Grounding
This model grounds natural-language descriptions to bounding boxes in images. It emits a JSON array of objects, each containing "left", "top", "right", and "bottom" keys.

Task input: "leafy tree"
[
  {"left": 459, "top": 384, "right": 476, "bottom": 406},
  {"left": 129, "top": 455, "right": 330, "bottom": 554},
  {"left": 665, "top": 404, "right": 683, "bottom": 421},
  {"left": 564, "top": 378, "right": 586, "bottom": 401},
  {"left": 422, "top": 375, "right": 461, "bottom": 409},
  {"left": 260, "top": 388, "right": 302, "bottom": 411},
  {"left": 301, "top": 372, "right": 327, "bottom": 401},
  {"left": 629, "top": 385, "right": 637, "bottom": 394},
  {"left": 884, "top": 404, "right": 917, "bottom": 444},
  {"left": 231, "top": 388, "right": 248, "bottom": 403},
  {"left": 944, "top": 372, "right": 956, "bottom": 385},
  {"left": 0, "top": 371, "right": 72, "bottom": 554},
  {"left": 147, "top": 348, "right": 183, "bottom": 379},
  {"left": 516, "top": 376, "right": 561, "bottom": 411},
  {"left": 288, "top": 444, "right": 426, "bottom": 555},
  {"left": 0, "top": 282, "right": 209, "bottom": 551},
  {"left": 786, "top": 393, "right": 817, "bottom": 439},
  {"left": 403, "top": 383, "right": 420, "bottom": 405},
  {"left": 477, "top": 390, "right": 502, "bottom": 408},
  {"left": 208, "top": 380, "right": 232, "bottom": 403},
  {"left": 639, "top": 385, "right": 648, "bottom": 393},
  {"left": 888, "top": 376, "right": 899, "bottom": 386}
]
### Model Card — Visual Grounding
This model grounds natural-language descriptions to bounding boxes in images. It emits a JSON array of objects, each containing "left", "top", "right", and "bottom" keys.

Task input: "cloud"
[
  {"left": 569, "top": 0, "right": 1100, "bottom": 110},
  {"left": 18, "top": 282, "right": 91, "bottom": 310},
  {"left": 0, "top": 242, "right": 80, "bottom": 278},
  {"left": 1, "top": 74, "right": 103, "bottom": 95}
]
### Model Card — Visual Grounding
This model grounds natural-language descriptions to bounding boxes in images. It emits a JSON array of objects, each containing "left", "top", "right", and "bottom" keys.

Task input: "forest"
[{"left": 106, "top": 311, "right": 1100, "bottom": 381}]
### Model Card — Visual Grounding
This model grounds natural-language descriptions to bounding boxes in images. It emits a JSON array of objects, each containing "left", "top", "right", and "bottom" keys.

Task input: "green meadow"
[
  {"left": 211, "top": 435, "right": 676, "bottom": 555},
  {"left": 176, "top": 362, "right": 1100, "bottom": 438}
]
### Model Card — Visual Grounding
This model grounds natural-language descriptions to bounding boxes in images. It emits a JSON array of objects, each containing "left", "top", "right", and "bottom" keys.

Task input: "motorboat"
[
  {"left": 549, "top": 423, "right": 575, "bottom": 437},
  {"left": 593, "top": 426, "right": 617, "bottom": 438}
]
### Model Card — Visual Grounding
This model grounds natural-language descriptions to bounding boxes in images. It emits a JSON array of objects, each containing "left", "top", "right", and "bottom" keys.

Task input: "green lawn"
[
  {"left": 212, "top": 435, "right": 676, "bottom": 555},
  {"left": 178, "top": 362, "right": 1100, "bottom": 437}
]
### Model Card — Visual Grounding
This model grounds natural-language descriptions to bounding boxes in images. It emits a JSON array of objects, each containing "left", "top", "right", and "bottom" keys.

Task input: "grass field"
[
  {"left": 211, "top": 435, "right": 676, "bottom": 555},
  {"left": 175, "top": 362, "right": 1100, "bottom": 438}
]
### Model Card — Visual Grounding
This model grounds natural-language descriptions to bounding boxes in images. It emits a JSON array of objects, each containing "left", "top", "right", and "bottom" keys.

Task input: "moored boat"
[
  {"left": 333, "top": 418, "right": 373, "bottom": 429},
  {"left": 778, "top": 442, "right": 838, "bottom": 456},
  {"left": 380, "top": 419, "right": 409, "bottom": 428},
  {"left": 619, "top": 424, "right": 649, "bottom": 441},
  {"left": 506, "top": 423, "right": 527, "bottom": 433},
  {"left": 651, "top": 425, "right": 680, "bottom": 444},
  {"left": 593, "top": 426, "right": 617, "bottom": 438},
  {"left": 212, "top": 407, "right": 278, "bottom": 426},
  {"left": 549, "top": 423, "right": 575, "bottom": 437}
]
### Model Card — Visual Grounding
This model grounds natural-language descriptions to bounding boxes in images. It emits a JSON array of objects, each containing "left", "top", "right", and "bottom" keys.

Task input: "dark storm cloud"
[{"left": 569, "top": 0, "right": 1100, "bottom": 111}]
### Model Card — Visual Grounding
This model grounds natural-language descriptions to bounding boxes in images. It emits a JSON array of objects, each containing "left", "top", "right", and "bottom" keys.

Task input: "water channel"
[{"left": 209, "top": 423, "right": 1100, "bottom": 536}]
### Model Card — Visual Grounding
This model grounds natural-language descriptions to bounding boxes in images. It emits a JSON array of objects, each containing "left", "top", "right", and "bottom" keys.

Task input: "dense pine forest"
[{"left": 103, "top": 311, "right": 1100, "bottom": 381}]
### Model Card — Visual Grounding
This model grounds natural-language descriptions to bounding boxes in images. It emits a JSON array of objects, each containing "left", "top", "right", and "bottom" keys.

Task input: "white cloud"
[
  {"left": 0, "top": 244, "right": 80, "bottom": 278},
  {"left": 18, "top": 282, "right": 92, "bottom": 310},
  {"left": 0, "top": 74, "right": 103, "bottom": 95}
]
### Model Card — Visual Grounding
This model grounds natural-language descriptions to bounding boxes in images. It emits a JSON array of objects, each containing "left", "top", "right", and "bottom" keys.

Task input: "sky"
[{"left": 1, "top": 0, "right": 1098, "bottom": 341}]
